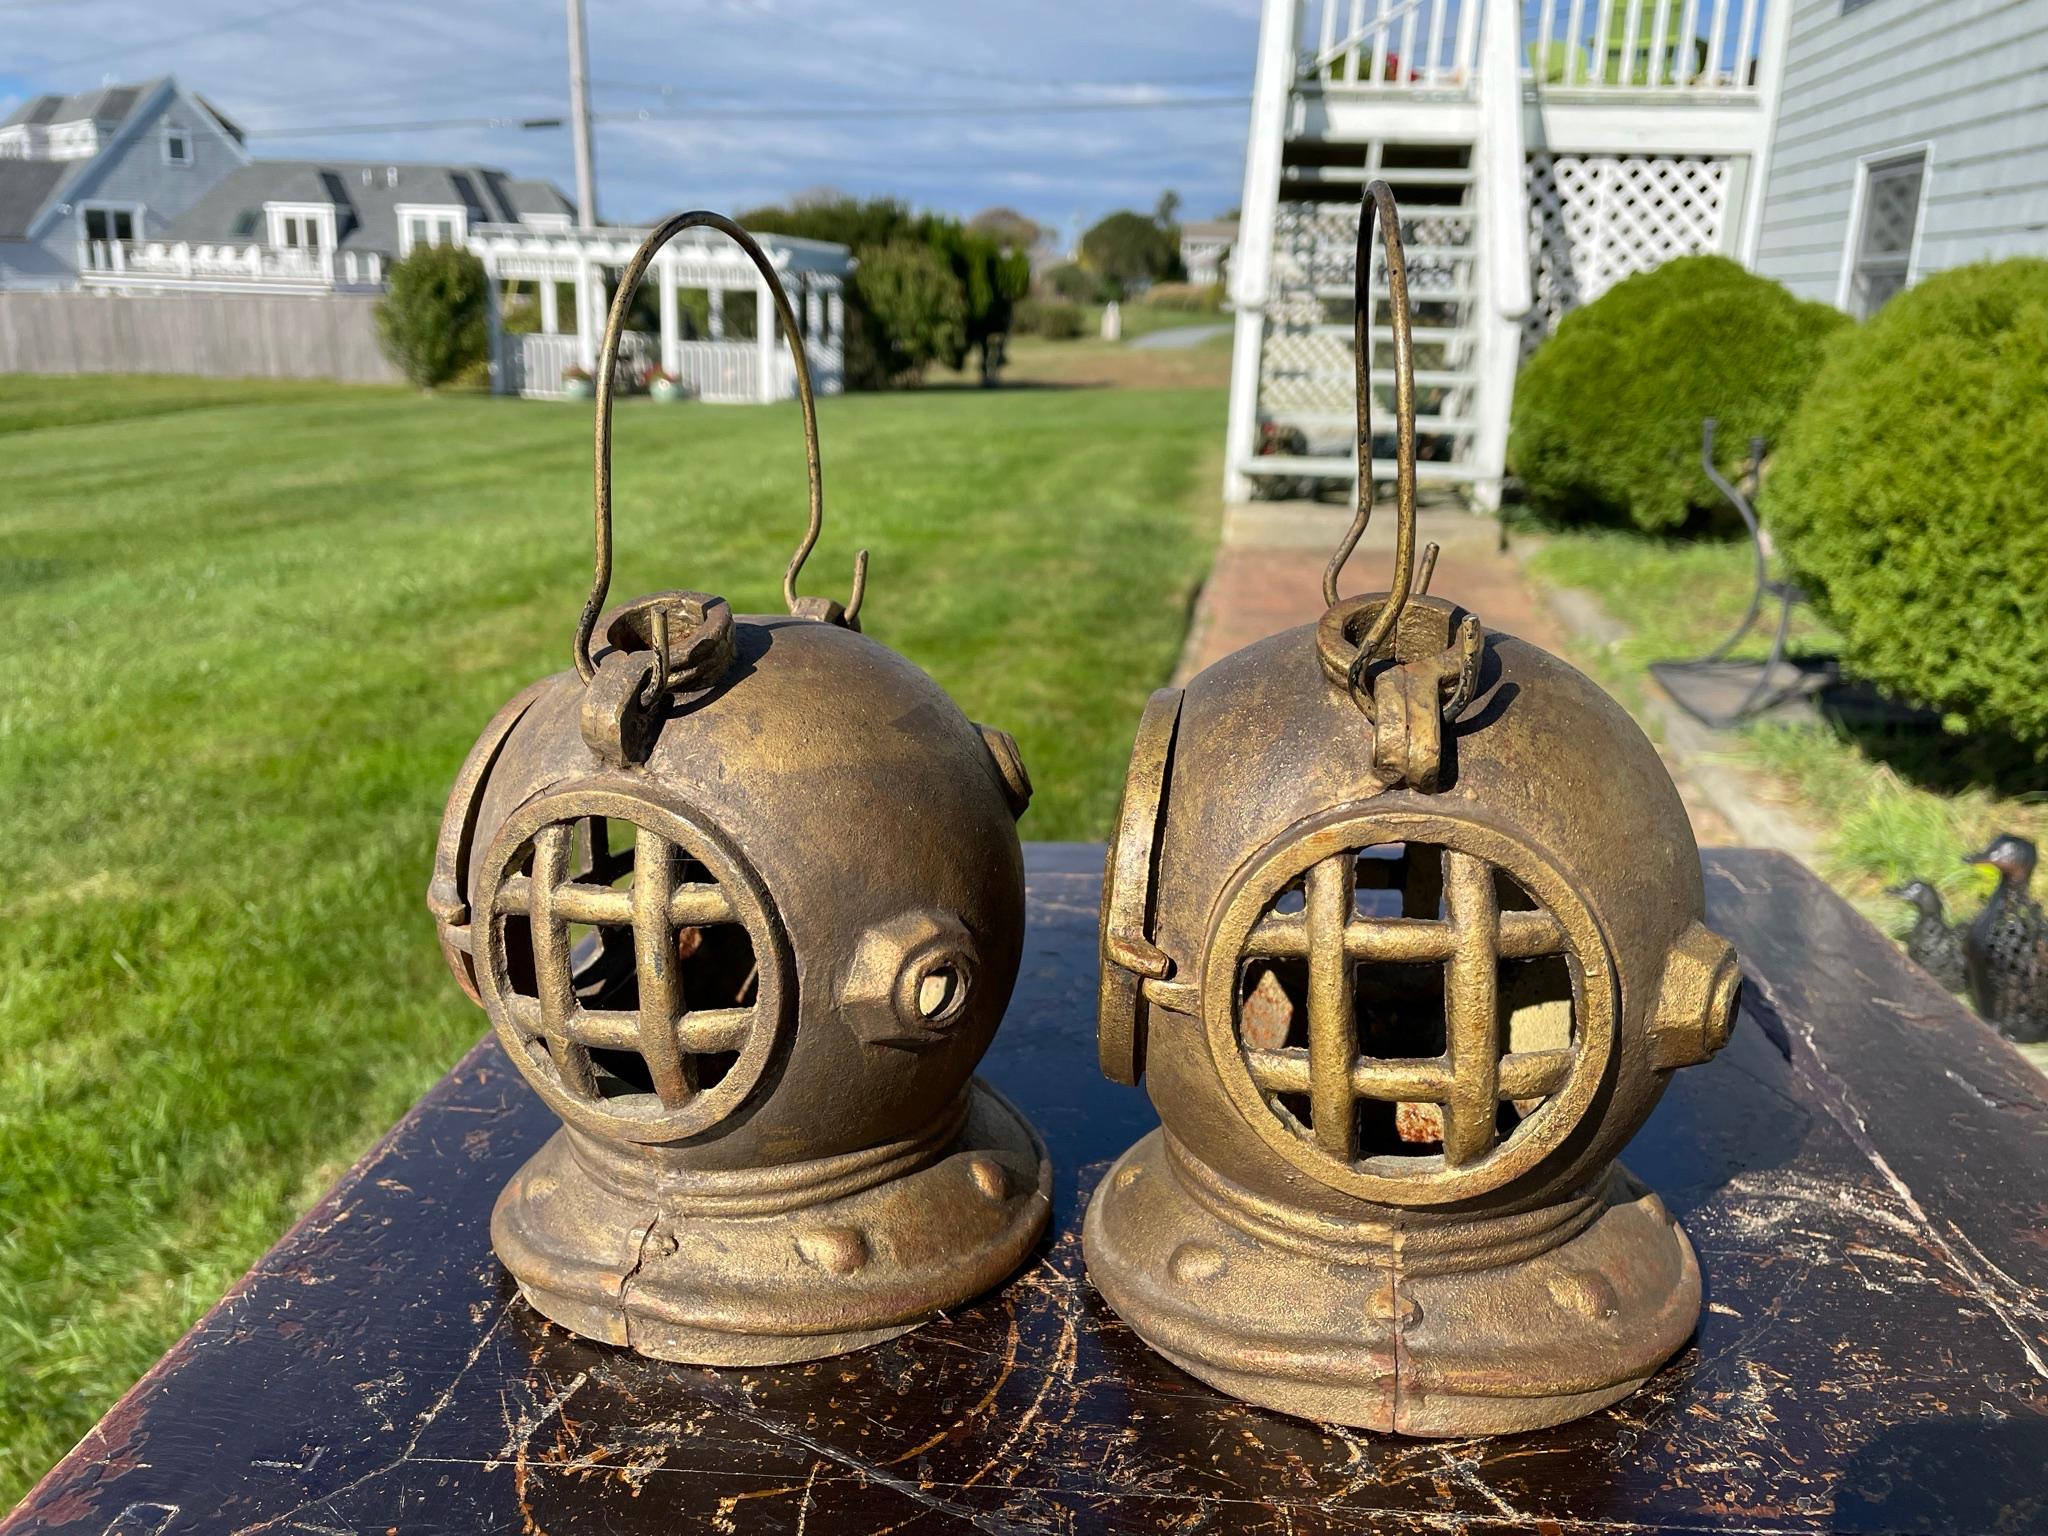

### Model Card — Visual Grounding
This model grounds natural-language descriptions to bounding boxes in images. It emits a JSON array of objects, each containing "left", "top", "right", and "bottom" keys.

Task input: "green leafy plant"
[
  {"left": 373, "top": 245, "right": 490, "bottom": 390},
  {"left": 853, "top": 241, "right": 968, "bottom": 383},
  {"left": 1508, "top": 255, "right": 1847, "bottom": 531},
  {"left": 1766, "top": 259, "right": 2048, "bottom": 752}
]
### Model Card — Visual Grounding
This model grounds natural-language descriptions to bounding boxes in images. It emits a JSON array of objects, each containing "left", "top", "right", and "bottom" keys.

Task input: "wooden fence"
[{"left": 0, "top": 290, "right": 402, "bottom": 384}]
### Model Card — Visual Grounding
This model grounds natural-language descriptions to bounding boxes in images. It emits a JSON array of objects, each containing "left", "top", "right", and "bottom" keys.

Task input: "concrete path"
[
  {"left": 1178, "top": 496, "right": 1738, "bottom": 844},
  {"left": 1129, "top": 323, "right": 1230, "bottom": 350}
]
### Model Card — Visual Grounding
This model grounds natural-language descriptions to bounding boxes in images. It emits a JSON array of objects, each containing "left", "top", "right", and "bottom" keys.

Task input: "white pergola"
[{"left": 468, "top": 223, "right": 854, "bottom": 402}]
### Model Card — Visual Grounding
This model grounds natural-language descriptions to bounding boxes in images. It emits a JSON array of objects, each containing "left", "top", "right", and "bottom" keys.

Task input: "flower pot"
[
  {"left": 561, "top": 376, "right": 594, "bottom": 400},
  {"left": 650, "top": 379, "right": 683, "bottom": 403}
]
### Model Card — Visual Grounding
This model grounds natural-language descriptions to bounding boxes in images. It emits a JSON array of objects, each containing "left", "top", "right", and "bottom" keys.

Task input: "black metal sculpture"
[{"left": 1647, "top": 420, "right": 1816, "bottom": 728}]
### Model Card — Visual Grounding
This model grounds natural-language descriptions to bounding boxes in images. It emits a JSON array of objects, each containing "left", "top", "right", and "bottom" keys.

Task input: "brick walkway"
[{"left": 1178, "top": 495, "right": 1735, "bottom": 843}]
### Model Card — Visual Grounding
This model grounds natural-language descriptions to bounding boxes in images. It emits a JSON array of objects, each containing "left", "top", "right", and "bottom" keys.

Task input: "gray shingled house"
[
  {"left": 0, "top": 76, "right": 249, "bottom": 289},
  {"left": 146, "top": 160, "right": 575, "bottom": 292}
]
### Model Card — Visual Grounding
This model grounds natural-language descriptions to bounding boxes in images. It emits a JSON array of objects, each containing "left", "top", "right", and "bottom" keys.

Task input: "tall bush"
[
  {"left": 1508, "top": 255, "right": 1848, "bottom": 530},
  {"left": 374, "top": 245, "right": 490, "bottom": 390},
  {"left": 1767, "top": 259, "right": 2048, "bottom": 750},
  {"left": 854, "top": 242, "right": 967, "bottom": 384}
]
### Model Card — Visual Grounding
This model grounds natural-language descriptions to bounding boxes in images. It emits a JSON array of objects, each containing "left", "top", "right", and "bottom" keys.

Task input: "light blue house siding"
[
  {"left": 1750, "top": 0, "right": 2048, "bottom": 312},
  {"left": 1, "top": 79, "right": 247, "bottom": 289}
]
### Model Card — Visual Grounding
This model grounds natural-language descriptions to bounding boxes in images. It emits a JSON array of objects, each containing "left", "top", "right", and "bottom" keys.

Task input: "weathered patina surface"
[
  {"left": 1088, "top": 183, "right": 1741, "bottom": 1435},
  {"left": 9, "top": 846, "right": 2048, "bottom": 1534}
]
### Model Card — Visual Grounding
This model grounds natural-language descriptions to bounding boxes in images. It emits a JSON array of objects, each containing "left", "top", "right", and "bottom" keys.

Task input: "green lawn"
[
  {"left": 1522, "top": 527, "right": 2046, "bottom": 928},
  {"left": 0, "top": 373, "right": 1223, "bottom": 1503}
]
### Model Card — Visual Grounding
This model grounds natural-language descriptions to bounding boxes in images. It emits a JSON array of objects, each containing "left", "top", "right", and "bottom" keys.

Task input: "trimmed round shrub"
[
  {"left": 1767, "top": 259, "right": 2048, "bottom": 750},
  {"left": 1509, "top": 255, "right": 1849, "bottom": 530}
]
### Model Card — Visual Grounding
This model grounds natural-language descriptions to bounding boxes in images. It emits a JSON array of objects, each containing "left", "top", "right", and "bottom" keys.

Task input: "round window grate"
[
  {"left": 474, "top": 786, "right": 790, "bottom": 1144},
  {"left": 1204, "top": 809, "right": 1616, "bottom": 1207}
]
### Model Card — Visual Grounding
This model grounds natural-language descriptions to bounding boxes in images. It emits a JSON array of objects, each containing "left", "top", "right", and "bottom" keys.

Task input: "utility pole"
[{"left": 565, "top": 0, "right": 598, "bottom": 227}]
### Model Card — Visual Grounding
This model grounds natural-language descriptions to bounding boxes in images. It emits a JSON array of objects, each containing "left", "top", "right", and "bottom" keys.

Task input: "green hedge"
[
  {"left": 1013, "top": 297, "right": 1085, "bottom": 340},
  {"left": 1508, "top": 255, "right": 1848, "bottom": 530},
  {"left": 1768, "top": 259, "right": 2048, "bottom": 750}
]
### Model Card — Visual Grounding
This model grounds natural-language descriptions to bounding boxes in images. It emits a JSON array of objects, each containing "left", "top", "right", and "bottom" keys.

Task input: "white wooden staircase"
[
  {"left": 1256, "top": 144, "right": 1491, "bottom": 490},
  {"left": 1222, "top": 0, "right": 1788, "bottom": 511}
]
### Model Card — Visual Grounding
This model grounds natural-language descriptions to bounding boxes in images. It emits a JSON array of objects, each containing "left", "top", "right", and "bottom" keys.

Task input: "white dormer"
[
  {"left": 397, "top": 203, "right": 467, "bottom": 255},
  {"left": 265, "top": 201, "right": 337, "bottom": 253},
  {"left": 0, "top": 119, "right": 101, "bottom": 160}
]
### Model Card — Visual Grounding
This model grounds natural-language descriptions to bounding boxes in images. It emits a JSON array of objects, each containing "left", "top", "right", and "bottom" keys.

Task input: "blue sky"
[{"left": 2, "top": 0, "right": 1263, "bottom": 242}]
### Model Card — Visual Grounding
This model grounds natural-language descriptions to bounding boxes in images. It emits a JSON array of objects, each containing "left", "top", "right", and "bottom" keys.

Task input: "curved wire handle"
[
  {"left": 1320, "top": 180, "right": 1420, "bottom": 690},
  {"left": 576, "top": 210, "right": 867, "bottom": 683}
]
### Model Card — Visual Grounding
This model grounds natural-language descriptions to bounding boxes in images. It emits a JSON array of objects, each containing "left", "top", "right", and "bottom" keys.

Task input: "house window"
[
  {"left": 81, "top": 206, "right": 136, "bottom": 268},
  {"left": 1848, "top": 151, "right": 1927, "bottom": 319},
  {"left": 164, "top": 127, "right": 191, "bottom": 166},
  {"left": 402, "top": 211, "right": 463, "bottom": 254},
  {"left": 279, "top": 214, "right": 323, "bottom": 251}
]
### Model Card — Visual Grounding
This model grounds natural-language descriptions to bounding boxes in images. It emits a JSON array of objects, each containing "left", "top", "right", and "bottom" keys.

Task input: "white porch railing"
[
  {"left": 1305, "top": 0, "right": 1480, "bottom": 89},
  {"left": 508, "top": 332, "right": 818, "bottom": 402},
  {"left": 670, "top": 339, "right": 762, "bottom": 402},
  {"left": 1524, "top": 0, "right": 1766, "bottom": 90},
  {"left": 76, "top": 240, "right": 386, "bottom": 290},
  {"left": 1298, "top": 0, "right": 1767, "bottom": 95},
  {"left": 503, "top": 332, "right": 582, "bottom": 398}
]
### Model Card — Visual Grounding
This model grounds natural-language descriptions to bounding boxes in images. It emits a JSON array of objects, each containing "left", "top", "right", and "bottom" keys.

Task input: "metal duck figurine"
[
  {"left": 1886, "top": 879, "right": 1967, "bottom": 993},
  {"left": 1962, "top": 834, "right": 2048, "bottom": 1044},
  {"left": 1083, "top": 183, "right": 1740, "bottom": 1437},
  {"left": 427, "top": 213, "right": 1050, "bottom": 1365}
]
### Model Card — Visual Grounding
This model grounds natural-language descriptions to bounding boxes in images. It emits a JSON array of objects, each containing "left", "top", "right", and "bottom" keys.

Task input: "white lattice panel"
[
  {"left": 1523, "top": 154, "right": 1729, "bottom": 348},
  {"left": 1263, "top": 202, "right": 1481, "bottom": 422},
  {"left": 1523, "top": 154, "right": 1728, "bottom": 350},
  {"left": 1260, "top": 332, "right": 1356, "bottom": 414}
]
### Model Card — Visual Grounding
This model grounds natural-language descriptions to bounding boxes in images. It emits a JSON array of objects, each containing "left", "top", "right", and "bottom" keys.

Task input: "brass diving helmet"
[
  {"left": 1083, "top": 184, "right": 1739, "bottom": 1436},
  {"left": 428, "top": 213, "right": 1050, "bottom": 1365}
]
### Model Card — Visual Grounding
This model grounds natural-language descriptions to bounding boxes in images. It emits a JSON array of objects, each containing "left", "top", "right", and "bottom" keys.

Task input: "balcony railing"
[
  {"left": 1298, "top": 0, "right": 1767, "bottom": 95},
  {"left": 77, "top": 240, "right": 387, "bottom": 289}
]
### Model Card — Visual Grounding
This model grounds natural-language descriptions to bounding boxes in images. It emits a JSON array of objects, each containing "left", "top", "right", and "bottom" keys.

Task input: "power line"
[
  {"left": 606, "top": 95, "right": 1248, "bottom": 123},
  {"left": 589, "top": 67, "right": 1249, "bottom": 98},
  {"left": 241, "top": 93, "right": 1248, "bottom": 140},
  {"left": 242, "top": 114, "right": 545, "bottom": 139}
]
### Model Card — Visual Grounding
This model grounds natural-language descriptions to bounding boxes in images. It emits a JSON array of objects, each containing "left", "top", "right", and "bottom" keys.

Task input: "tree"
[
  {"left": 969, "top": 206, "right": 1049, "bottom": 251},
  {"left": 1080, "top": 210, "right": 1182, "bottom": 299},
  {"left": 925, "top": 220, "right": 1030, "bottom": 383},
  {"left": 742, "top": 195, "right": 920, "bottom": 256},
  {"left": 744, "top": 194, "right": 1029, "bottom": 387},
  {"left": 375, "top": 245, "right": 490, "bottom": 389},
  {"left": 854, "top": 242, "right": 967, "bottom": 384},
  {"left": 1154, "top": 189, "right": 1182, "bottom": 228}
]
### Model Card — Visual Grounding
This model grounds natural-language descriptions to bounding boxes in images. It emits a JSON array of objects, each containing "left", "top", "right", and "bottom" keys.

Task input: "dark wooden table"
[{"left": 11, "top": 847, "right": 2048, "bottom": 1535}]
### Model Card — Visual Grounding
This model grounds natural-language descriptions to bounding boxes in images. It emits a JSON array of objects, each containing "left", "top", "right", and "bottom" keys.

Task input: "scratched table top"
[{"left": 10, "top": 845, "right": 2048, "bottom": 1536}]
